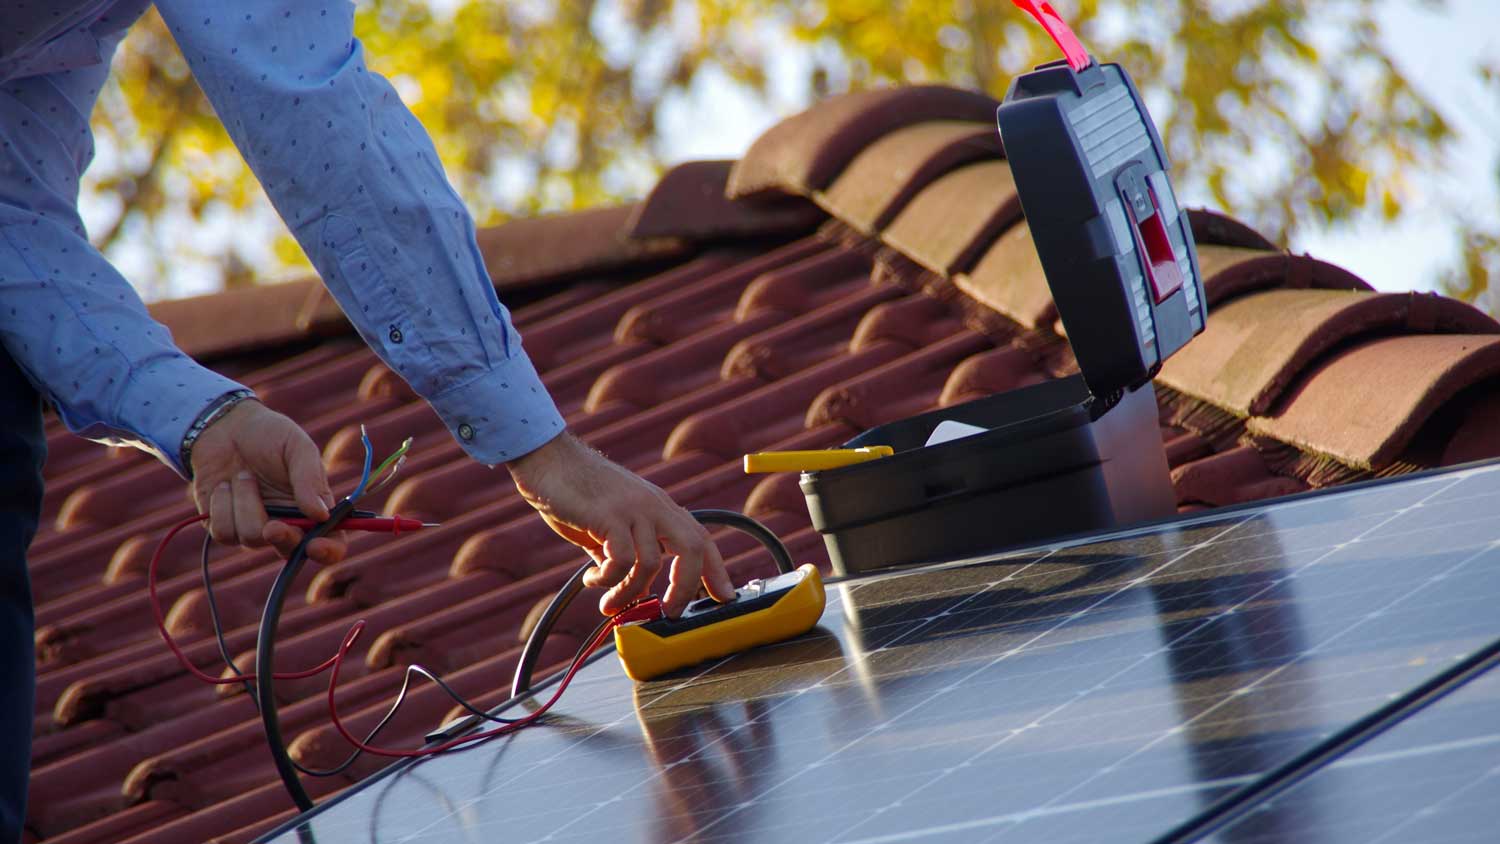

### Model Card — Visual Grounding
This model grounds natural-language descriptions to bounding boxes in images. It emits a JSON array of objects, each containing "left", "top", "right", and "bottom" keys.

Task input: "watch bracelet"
[{"left": 179, "top": 388, "right": 257, "bottom": 476}]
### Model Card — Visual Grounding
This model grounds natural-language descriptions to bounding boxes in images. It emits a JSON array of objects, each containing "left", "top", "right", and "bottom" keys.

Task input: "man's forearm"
[{"left": 157, "top": 0, "right": 565, "bottom": 465}]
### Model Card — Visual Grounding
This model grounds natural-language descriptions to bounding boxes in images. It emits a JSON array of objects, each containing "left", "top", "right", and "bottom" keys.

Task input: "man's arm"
[
  {"left": 1, "top": 49, "right": 341, "bottom": 558},
  {"left": 156, "top": 1, "right": 563, "bottom": 465},
  {"left": 0, "top": 194, "right": 336, "bottom": 559},
  {"left": 157, "top": 1, "right": 733, "bottom": 615}
]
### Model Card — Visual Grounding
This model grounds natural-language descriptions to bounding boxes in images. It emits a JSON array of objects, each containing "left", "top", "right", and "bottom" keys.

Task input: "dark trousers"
[{"left": 0, "top": 346, "right": 45, "bottom": 843}]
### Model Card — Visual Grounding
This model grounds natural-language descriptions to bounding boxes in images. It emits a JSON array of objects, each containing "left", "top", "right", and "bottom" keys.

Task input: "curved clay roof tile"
[
  {"left": 1249, "top": 334, "right": 1500, "bottom": 471},
  {"left": 626, "top": 160, "right": 826, "bottom": 240},
  {"left": 727, "top": 85, "right": 999, "bottom": 199},
  {"left": 1160, "top": 288, "right": 1499, "bottom": 418},
  {"left": 881, "top": 160, "right": 1021, "bottom": 277},
  {"left": 956, "top": 220, "right": 1053, "bottom": 330},
  {"left": 816, "top": 120, "right": 1003, "bottom": 235},
  {"left": 1199, "top": 249, "right": 1370, "bottom": 306},
  {"left": 1186, "top": 208, "right": 1278, "bottom": 251}
]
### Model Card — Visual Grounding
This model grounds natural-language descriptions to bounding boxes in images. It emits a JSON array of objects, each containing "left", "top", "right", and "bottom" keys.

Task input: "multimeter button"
[{"left": 686, "top": 595, "right": 730, "bottom": 614}]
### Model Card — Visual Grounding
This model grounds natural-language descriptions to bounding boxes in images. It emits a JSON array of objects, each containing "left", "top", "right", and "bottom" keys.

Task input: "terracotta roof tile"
[
  {"left": 1248, "top": 334, "right": 1500, "bottom": 471},
  {"left": 727, "top": 86, "right": 999, "bottom": 199},
  {"left": 474, "top": 203, "right": 691, "bottom": 289},
  {"left": 1170, "top": 443, "right": 1308, "bottom": 507},
  {"left": 880, "top": 160, "right": 1020, "bottom": 275},
  {"left": 956, "top": 220, "right": 1053, "bottom": 329},
  {"left": 39, "top": 801, "right": 185, "bottom": 844},
  {"left": 1160, "top": 289, "right": 1499, "bottom": 416},
  {"left": 1435, "top": 389, "right": 1500, "bottom": 468},
  {"left": 815, "top": 120, "right": 1001, "bottom": 234},
  {"left": 146, "top": 280, "right": 349, "bottom": 362},
  {"left": 1187, "top": 208, "right": 1278, "bottom": 251},
  {"left": 1197, "top": 248, "right": 1370, "bottom": 306},
  {"left": 23, "top": 82, "right": 1500, "bottom": 843},
  {"left": 936, "top": 346, "right": 1051, "bottom": 406},
  {"left": 625, "top": 160, "right": 826, "bottom": 240}
]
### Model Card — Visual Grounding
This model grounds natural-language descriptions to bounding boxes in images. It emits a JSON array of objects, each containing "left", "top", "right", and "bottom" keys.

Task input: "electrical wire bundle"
[{"left": 150, "top": 429, "right": 797, "bottom": 814}]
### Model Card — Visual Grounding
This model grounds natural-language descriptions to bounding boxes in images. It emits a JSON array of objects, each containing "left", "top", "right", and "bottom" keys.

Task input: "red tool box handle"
[{"left": 1011, "top": 0, "right": 1092, "bottom": 72}]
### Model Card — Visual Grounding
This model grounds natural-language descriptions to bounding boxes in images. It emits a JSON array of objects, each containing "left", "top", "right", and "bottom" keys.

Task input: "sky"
[
  {"left": 1294, "top": 0, "right": 1499, "bottom": 296},
  {"left": 651, "top": 0, "right": 1500, "bottom": 297}
]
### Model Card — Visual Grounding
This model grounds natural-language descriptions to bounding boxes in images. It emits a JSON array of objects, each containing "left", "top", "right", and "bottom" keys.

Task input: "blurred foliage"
[
  {"left": 86, "top": 0, "right": 1485, "bottom": 303},
  {"left": 1438, "top": 56, "right": 1500, "bottom": 311}
]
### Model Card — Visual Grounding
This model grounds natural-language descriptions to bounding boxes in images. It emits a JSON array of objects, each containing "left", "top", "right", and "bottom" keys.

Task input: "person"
[{"left": 0, "top": 2, "right": 737, "bottom": 839}]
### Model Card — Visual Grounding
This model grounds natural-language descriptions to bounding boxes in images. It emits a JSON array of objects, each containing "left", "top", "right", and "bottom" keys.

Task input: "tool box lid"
[{"left": 996, "top": 2, "right": 1208, "bottom": 402}]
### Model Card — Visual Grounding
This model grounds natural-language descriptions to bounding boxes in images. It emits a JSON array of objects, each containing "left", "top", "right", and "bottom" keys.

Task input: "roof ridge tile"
[
  {"left": 1248, "top": 334, "right": 1500, "bottom": 471},
  {"left": 816, "top": 120, "right": 1003, "bottom": 234},
  {"left": 880, "top": 160, "right": 1022, "bottom": 277},
  {"left": 1161, "top": 288, "right": 1500, "bottom": 418},
  {"left": 626, "top": 159, "right": 826, "bottom": 240},
  {"left": 727, "top": 85, "right": 1000, "bottom": 199}
]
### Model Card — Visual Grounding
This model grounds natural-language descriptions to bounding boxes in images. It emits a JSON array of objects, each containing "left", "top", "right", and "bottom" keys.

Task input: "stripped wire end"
[
  {"left": 347, "top": 427, "right": 376, "bottom": 503},
  {"left": 367, "top": 436, "right": 414, "bottom": 494}
]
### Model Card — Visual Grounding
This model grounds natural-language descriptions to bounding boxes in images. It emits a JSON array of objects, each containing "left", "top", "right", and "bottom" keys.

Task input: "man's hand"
[
  {"left": 189, "top": 400, "right": 346, "bottom": 565},
  {"left": 507, "top": 431, "right": 736, "bottom": 618}
]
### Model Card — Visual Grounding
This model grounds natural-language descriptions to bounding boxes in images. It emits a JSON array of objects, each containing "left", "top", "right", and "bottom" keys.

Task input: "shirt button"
[
  {"left": 458, "top": 423, "right": 475, "bottom": 442},
  {"left": 389, "top": 325, "right": 403, "bottom": 343}
]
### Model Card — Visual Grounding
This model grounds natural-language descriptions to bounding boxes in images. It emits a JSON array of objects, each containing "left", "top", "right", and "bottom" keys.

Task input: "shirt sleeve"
[
  {"left": 0, "top": 55, "right": 246, "bottom": 478},
  {"left": 155, "top": 1, "right": 567, "bottom": 465},
  {"left": 0, "top": 216, "right": 248, "bottom": 476}
]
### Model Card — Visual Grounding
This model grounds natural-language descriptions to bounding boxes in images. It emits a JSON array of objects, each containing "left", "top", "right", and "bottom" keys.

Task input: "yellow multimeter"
[{"left": 614, "top": 564, "right": 826, "bottom": 681}]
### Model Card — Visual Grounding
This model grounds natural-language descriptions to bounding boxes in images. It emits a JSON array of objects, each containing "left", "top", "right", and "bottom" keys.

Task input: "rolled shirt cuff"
[
  {"left": 109, "top": 353, "right": 249, "bottom": 478},
  {"left": 424, "top": 348, "right": 567, "bottom": 465}
]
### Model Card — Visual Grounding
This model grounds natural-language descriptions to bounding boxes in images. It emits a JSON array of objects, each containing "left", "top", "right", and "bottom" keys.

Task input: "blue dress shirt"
[{"left": 0, "top": 1, "right": 565, "bottom": 476}]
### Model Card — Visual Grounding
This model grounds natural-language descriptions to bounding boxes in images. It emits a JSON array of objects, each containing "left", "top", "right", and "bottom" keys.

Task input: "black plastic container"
[
  {"left": 799, "top": 53, "right": 1202, "bottom": 576},
  {"left": 801, "top": 376, "right": 1175, "bottom": 575}
]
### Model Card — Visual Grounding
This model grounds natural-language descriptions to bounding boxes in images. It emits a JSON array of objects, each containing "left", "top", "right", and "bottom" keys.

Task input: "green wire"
[{"left": 367, "top": 436, "right": 414, "bottom": 494}]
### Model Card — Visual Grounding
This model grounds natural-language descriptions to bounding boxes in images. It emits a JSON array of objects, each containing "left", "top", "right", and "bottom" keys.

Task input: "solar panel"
[
  {"left": 1202, "top": 669, "right": 1500, "bottom": 843},
  {"left": 258, "top": 461, "right": 1500, "bottom": 844}
]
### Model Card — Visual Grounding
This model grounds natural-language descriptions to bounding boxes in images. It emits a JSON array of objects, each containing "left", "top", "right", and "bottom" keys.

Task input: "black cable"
[
  {"left": 210, "top": 525, "right": 502, "bottom": 782},
  {"left": 203, "top": 532, "right": 423, "bottom": 779},
  {"left": 257, "top": 497, "right": 357, "bottom": 812},
  {"left": 402, "top": 663, "right": 525, "bottom": 726},
  {"left": 691, "top": 509, "right": 796, "bottom": 575},
  {"left": 1150, "top": 631, "right": 1500, "bottom": 844},
  {"left": 255, "top": 504, "right": 792, "bottom": 813},
  {"left": 511, "top": 508, "right": 795, "bottom": 698},
  {"left": 511, "top": 562, "right": 593, "bottom": 700},
  {"left": 427, "top": 612, "right": 615, "bottom": 744},
  {"left": 202, "top": 532, "right": 257, "bottom": 701}
]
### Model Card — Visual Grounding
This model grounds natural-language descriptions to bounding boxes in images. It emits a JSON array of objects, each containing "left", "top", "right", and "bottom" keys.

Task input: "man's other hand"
[
  {"left": 189, "top": 400, "right": 346, "bottom": 564},
  {"left": 507, "top": 432, "right": 736, "bottom": 618}
]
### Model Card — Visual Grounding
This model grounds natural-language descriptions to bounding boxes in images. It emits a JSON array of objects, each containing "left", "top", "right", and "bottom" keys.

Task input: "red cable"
[
  {"left": 150, "top": 513, "right": 341, "bottom": 684},
  {"left": 325, "top": 600, "right": 660, "bottom": 757},
  {"left": 154, "top": 513, "right": 662, "bottom": 757}
]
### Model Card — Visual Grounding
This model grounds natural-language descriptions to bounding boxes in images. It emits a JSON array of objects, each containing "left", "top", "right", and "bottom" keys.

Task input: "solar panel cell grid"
[
  {"left": 1204, "top": 670, "right": 1500, "bottom": 843},
  {"left": 261, "top": 462, "right": 1500, "bottom": 844}
]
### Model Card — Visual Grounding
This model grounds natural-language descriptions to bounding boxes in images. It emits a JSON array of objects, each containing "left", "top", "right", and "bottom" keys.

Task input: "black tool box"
[{"left": 801, "top": 32, "right": 1206, "bottom": 576}]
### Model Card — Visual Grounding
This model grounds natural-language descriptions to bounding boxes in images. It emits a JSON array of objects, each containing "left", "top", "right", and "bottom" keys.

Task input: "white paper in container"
[{"left": 924, "top": 420, "right": 989, "bottom": 447}]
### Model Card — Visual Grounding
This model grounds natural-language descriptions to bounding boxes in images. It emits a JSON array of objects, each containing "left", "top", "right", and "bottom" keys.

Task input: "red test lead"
[
  {"left": 325, "top": 597, "right": 666, "bottom": 758},
  {"left": 273, "top": 515, "right": 435, "bottom": 533}
]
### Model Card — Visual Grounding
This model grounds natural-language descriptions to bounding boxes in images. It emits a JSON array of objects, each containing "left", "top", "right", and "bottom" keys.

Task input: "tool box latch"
[{"left": 1116, "top": 164, "right": 1186, "bottom": 304}]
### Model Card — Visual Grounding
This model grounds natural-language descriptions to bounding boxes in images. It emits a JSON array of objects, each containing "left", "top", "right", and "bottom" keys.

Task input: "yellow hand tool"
[
  {"left": 742, "top": 446, "right": 893, "bottom": 474},
  {"left": 614, "top": 564, "right": 826, "bottom": 681}
]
